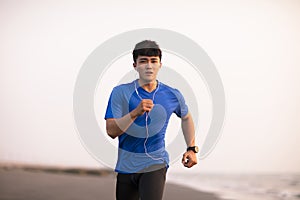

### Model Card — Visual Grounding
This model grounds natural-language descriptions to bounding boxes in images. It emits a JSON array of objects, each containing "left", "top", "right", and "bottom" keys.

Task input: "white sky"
[{"left": 0, "top": 0, "right": 300, "bottom": 173}]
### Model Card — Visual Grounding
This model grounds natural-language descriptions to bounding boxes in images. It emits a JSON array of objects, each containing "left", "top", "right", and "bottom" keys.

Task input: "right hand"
[{"left": 134, "top": 99, "right": 154, "bottom": 116}]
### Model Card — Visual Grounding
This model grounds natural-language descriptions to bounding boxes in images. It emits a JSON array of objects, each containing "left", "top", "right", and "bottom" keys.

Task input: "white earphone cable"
[{"left": 134, "top": 80, "right": 165, "bottom": 162}]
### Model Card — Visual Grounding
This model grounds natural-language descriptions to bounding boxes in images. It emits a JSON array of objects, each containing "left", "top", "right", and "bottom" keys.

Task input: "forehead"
[{"left": 137, "top": 56, "right": 160, "bottom": 61}]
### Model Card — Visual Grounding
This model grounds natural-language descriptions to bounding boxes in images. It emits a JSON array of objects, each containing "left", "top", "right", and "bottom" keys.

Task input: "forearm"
[
  {"left": 106, "top": 110, "right": 139, "bottom": 139},
  {"left": 181, "top": 112, "right": 195, "bottom": 147}
]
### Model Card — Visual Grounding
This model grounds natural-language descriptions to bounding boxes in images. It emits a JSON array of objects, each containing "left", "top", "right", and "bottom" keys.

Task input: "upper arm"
[
  {"left": 106, "top": 118, "right": 115, "bottom": 127},
  {"left": 105, "top": 118, "right": 119, "bottom": 139},
  {"left": 181, "top": 112, "right": 191, "bottom": 121}
]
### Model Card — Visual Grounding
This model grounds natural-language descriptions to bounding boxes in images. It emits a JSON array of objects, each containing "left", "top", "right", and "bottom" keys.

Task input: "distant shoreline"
[{"left": 0, "top": 162, "right": 114, "bottom": 177}]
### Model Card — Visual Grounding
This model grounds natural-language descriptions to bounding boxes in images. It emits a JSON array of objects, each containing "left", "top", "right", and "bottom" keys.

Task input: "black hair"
[{"left": 132, "top": 40, "right": 162, "bottom": 63}]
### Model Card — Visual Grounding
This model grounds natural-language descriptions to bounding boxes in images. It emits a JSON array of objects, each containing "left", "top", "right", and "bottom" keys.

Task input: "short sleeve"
[
  {"left": 173, "top": 89, "right": 189, "bottom": 118},
  {"left": 104, "top": 87, "right": 124, "bottom": 119}
]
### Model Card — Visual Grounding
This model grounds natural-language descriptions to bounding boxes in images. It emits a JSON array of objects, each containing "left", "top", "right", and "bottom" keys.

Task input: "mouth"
[{"left": 145, "top": 72, "right": 153, "bottom": 75}]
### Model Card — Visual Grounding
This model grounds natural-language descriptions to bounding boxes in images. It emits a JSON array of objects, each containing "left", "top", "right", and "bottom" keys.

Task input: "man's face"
[{"left": 134, "top": 56, "right": 162, "bottom": 83}]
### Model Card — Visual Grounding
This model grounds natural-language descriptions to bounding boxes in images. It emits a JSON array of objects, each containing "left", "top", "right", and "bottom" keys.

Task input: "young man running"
[{"left": 105, "top": 40, "right": 198, "bottom": 200}]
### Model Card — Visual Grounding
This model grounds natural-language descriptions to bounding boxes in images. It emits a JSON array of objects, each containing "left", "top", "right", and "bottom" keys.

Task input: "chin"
[{"left": 146, "top": 78, "right": 156, "bottom": 83}]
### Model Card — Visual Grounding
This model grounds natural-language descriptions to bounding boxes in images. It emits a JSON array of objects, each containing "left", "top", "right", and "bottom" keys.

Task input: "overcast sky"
[{"left": 1, "top": 0, "right": 300, "bottom": 174}]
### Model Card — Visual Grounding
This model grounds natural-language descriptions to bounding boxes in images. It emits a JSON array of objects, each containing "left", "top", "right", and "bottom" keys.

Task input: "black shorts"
[{"left": 116, "top": 166, "right": 167, "bottom": 200}]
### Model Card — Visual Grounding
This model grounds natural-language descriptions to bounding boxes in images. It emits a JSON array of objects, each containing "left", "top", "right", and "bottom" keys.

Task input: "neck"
[{"left": 138, "top": 79, "right": 157, "bottom": 92}]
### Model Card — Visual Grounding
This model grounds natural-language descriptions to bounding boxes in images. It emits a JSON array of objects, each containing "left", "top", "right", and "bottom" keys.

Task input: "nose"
[{"left": 146, "top": 61, "right": 153, "bottom": 68}]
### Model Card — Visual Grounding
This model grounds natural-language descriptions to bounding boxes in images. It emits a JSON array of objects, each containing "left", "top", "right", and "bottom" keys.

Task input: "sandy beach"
[{"left": 0, "top": 167, "right": 225, "bottom": 200}]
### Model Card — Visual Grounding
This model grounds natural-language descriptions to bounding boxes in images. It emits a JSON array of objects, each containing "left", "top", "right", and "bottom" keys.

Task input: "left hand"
[{"left": 182, "top": 151, "right": 198, "bottom": 168}]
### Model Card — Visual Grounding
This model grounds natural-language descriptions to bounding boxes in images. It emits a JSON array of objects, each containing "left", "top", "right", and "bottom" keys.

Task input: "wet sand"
[{"left": 0, "top": 169, "right": 224, "bottom": 200}]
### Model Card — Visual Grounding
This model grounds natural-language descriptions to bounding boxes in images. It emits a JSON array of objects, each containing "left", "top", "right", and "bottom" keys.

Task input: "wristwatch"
[{"left": 187, "top": 146, "right": 199, "bottom": 153}]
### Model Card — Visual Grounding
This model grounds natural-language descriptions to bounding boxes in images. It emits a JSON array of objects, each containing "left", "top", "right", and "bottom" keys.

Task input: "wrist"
[
  {"left": 186, "top": 146, "right": 199, "bottom": 153},
  {"left": 130, "top": 109, "right": 139, "bottom": 120}
]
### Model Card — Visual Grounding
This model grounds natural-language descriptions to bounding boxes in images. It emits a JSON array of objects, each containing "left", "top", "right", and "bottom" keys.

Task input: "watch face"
[{"left": 188, "top": 146, "right": 199, "bottom": 153}]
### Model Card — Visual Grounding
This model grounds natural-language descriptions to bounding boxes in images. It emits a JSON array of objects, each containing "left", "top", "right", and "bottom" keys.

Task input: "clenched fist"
[{"left": 134, "top": 99, "right": 154, "bottom": 116}]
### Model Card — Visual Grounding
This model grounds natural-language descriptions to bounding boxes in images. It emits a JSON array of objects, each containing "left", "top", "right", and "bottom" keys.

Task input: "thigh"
[
  {"left": 138, "top": 167, "right": 167, "bottom": 200},
  {"left": 116, "top": 173, "right": 139, "bottom": 200}
]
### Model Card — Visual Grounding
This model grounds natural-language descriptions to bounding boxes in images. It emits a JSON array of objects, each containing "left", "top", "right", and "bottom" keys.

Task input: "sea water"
[{"left": 167, "top": 173, "right": 300, "bottom": 200}]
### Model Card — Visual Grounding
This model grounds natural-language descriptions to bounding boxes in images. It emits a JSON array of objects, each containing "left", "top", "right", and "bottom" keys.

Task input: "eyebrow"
[{"left": 138, "top": 58, "right": 159, "bottom": 61}]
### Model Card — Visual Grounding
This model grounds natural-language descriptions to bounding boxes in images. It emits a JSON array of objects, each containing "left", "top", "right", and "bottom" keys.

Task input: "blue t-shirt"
[{"left": 105, "top": 79, "right": 188, "bottom": 173}]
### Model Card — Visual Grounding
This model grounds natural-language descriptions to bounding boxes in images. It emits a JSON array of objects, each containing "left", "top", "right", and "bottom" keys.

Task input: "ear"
[{"left": 133, "top": 63, "right": 137, "bottom": 70}]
